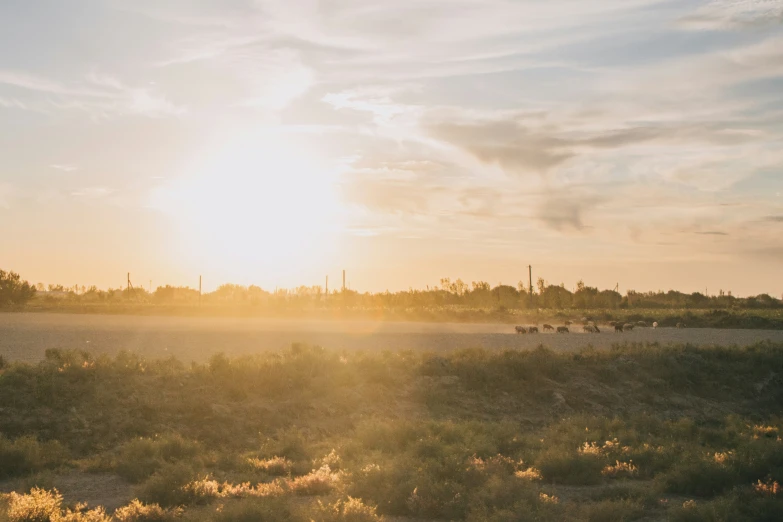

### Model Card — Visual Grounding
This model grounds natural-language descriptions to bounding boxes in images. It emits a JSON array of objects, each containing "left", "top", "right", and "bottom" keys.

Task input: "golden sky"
[{"left": 1, "top": 0, "right": 782, "bottom": 296}]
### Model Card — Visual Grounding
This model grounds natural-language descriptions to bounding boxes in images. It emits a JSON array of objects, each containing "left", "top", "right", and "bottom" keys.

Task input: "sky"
[{"left": 1, "top": 0, "right": 782, "bottom": 296}]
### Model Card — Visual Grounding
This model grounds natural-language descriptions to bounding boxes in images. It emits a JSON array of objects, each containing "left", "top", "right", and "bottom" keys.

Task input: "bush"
[
  {"left": 0, "top": 436, "right": 69, "bottom": 480},
  {"left": 535, "top": 450, "right": 604, "bottom": 485},
  {"left": 2, "top": 488, "right": 110, "bottom": 522},
  {"left": 659, "top": 457, "right": 741, "bottom": 497},
  {"left": 3, "top": 488, "right": 62, "bottom": 522},
  {"left": 135, "top": 464, "right": 198, "bottom": 507},
  {"left": 211, "top": 498, "right": 302, "bottom": 522},
  {"left": 113, "top": 500, "right": 179, "bottom": 522},
  {"left": 114, "top": 435, "right": 202, "bottom": 483},
  {"left": 315, "top": 497, "right": 383, "bottom": 522}
]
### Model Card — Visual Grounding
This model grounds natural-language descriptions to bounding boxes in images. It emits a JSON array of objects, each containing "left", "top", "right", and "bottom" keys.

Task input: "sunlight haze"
[{"left": 1, "top": 0, "right": 782, "bottom": 295}]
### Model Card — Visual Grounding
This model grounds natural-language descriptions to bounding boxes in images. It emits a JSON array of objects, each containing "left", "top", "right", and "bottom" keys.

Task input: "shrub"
[
  {"left": 114, "top": 500, "right": 179, "bottom": 522},
  {"left": 135, "top": 464, "right": 198, "bottom": 507},
  {"left": 287, "top": 465, "right": 341, "bottom": 496},
  {"left": 0, "top": 436, "right": 69, "bottom": 480},
  {"left": 659, "top": 456, "right": 740, "bottom": 497},
  {"left": 315, "top": 497, "right": 383, "bottom": 522},
  {"left": 1, "top": 488, "right": 110, "bottom": 522},
  {"left": 114, "top": 435, "right": 201, "bottom": 483},
  {"left": 247, "top": 456, "right": 292, "bottom": 476},
  {"left": 535, "top": 450, "right": 604, "bottom": 485},
  {"left": 3, "top": 488, "right": 62, "bottom": 522},
  {"left": 211, "top": 498, "right": 301, "bottom": 522}
]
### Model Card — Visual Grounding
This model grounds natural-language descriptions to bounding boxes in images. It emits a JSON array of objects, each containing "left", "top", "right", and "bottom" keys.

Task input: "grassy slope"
[{"left": 1, "top": 343, "right": 782, "bottom": 521}]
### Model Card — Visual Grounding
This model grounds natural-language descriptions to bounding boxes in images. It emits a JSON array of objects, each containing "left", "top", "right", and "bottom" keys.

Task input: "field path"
[{"left": 1, "top": 312, "right": 782, "bottom": 363}]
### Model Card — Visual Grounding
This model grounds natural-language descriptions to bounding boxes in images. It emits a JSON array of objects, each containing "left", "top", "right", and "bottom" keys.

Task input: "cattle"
[
  {"left": 623, "top": 323, "right": 635, "bottom": 331},
  {"left": 515, "top": 326, "right": 527, "bottom": 334},
  {"left": 557, "top": 326, "right": 569, "bottom": 333},
  {"left": 583, "top": 325, "right": 601, "bottom": 333},
  {"left": 609, "top": 321, "right": 619, "bottom": 327},
  {"left": 528, "top": 326, "right": 539, "bottom": 333},
  {"left": 652, "top": 321, "right": 658, "bottom": 328},
  {"left": 615, "top": 324, "right": 624, "bottom": 332},
  {"left": 543, "top": 324, "right": 554, "bottom": 332},
  {"left": 676, "top": 322, "right": 686, "bottom": 329}
]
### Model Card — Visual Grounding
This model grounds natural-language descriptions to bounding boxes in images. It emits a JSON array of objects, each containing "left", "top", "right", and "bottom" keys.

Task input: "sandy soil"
[{"left": 1, "top": 312, "right": 782, "bottom": 363}]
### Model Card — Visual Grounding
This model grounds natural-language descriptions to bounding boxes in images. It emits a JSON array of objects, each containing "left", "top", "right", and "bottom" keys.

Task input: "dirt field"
[{"left": 2, "top": 312, "right": 783, "bottom": 363}]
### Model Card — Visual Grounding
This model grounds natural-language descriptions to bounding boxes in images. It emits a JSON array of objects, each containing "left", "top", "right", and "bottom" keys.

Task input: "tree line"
[{"left": 3, "top": 268, "right": 781, "bottom": 310}]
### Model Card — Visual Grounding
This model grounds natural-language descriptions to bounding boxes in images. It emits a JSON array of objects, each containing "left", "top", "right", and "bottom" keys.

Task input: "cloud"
[
  {"left": 680, "top": 0, "right": 783, "bottom": 30},
  {"left": 535, "top": 192, "right": 604, "bottom": 232},
  {"left": 0, "top": 69, "right": 185, "bottom": 118},
  {"left": 71, "top": 187, "right": 113, "bottom": 198},
  {"left": 50, "top": 164, "right": 79, "bottom": 172},
  {"left": 422, "top": 112, "right": 772, "bottom": 177},
  {"left": 0, "top": 97, "right": 27, "bottom": 110}
]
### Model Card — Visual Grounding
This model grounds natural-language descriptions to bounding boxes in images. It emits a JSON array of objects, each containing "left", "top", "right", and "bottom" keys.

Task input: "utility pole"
[
  {"left": 342, "top": 270, "right": 346, "bottom": 292},
  {"left": 127, "top": 272, "right": 130, "bottom": 300},
  {"left": 528, "top": 265, "right": 533, "bottom": 307},
  {"left": 325, "top": 275, "right": 329, "bottom": 296}
]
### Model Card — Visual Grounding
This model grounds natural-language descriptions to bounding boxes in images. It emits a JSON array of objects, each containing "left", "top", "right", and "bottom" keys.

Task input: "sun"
[{"left": 153, "top": 129, "right": 343, "bottom": 285}]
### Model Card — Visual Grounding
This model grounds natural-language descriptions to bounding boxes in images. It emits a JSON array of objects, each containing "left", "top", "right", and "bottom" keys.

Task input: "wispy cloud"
[
  {"left": 680, "top": 0, "right": 783, "bottom": 30},
  {"left": 0, "top": 69, "right": 185, "bottom": 118},
  {"left": 50, "top": 164, "right": 79, "bottom": 172},
  {"left": 71, "top": 187, "right": 114, "bottom": 198}
]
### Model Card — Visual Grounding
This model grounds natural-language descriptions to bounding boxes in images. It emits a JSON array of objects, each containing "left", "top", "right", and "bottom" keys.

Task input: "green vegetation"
[
  {"left": 4, "top": 268, "right": 783, "bottom": 328},
  {"left": 1, "top": 342, "right": 782, "bottom": 520}
]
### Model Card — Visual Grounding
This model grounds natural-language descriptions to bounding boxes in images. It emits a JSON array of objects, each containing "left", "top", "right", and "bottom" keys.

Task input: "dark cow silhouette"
[
  {"left": 528, "top": 326, "right": 539, "bottom": 333},
  {"left": 615, "top": 324, "right": 624, "bottom": 332},
  {"left": 543, "top": 324, "right": 554, "bottom": 332},
  {"left": 557, "top": 326, "right": 569, "bottom": 333},
  {"left": 515, "top": 326, "right": 527, "bottom": 334}
]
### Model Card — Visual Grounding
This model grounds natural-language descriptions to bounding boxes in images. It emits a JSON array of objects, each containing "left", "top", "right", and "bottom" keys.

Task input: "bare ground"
[{"left": 2, "top": 312, "right": 783, "bottom": 363}]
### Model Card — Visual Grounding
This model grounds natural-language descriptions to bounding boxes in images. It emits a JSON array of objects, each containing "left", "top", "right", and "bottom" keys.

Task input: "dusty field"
[{"left": 2, "top": 312, "right": 783, "bottom": 363}]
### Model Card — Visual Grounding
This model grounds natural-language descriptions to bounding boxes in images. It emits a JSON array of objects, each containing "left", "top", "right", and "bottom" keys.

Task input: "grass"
[
  {"left": 1, "top": 343, "right": 782, "bottom": 520},
  {"left": 10, "top": 299, "right": 783, "bottom": 329}
]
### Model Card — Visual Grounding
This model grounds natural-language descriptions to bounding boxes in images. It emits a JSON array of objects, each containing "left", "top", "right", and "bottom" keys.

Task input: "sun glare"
[{"left": 153, "top": 130, "right": 343, "bottom": 283}]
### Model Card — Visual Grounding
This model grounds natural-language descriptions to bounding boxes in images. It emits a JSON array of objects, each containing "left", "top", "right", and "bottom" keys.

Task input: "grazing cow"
[
  {"left": 543, "top": 324, "right": 554, "bottom": 332},
  {"left": 593, "top": 325, "right": 601, "bottom": 333},
  {"left": 676, "top": 322, "right": 685, "bottom": 329},
  {"left": 636, "top": 321, "right": 647, "bottom": 327},
  {"left": 623, "top": 323, "right": 635, "bottom": 331},
  {"left": 515, "top": 326, "right": 527, "bottom": 334},
  {"left": 615, "top": 324, "right": 624, "bottom": 332},
  {"left": 583, "top": 325, "right": 595, "bottom": 333},
  {"left": 528, "top": 326, "right": 539, "bottom": 333},
  {"left": 557, "top": 326, "right": 569, "bottom": 333},
  {"left": 609, "top": 321, "right": 619, "bottom": 327},
  {"left": 653, "top": 322, "right": 658, "bottom": 329}
]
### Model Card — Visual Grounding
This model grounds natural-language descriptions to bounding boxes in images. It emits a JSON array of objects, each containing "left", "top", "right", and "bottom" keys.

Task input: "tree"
[{"left": 0, "top": 270, "right": 36, "bottom": 305}]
